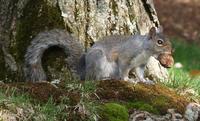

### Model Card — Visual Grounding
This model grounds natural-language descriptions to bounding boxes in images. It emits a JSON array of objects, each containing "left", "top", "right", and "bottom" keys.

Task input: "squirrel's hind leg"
[{"left": 85, "top": 49, "right": 115, "bottom": 81}]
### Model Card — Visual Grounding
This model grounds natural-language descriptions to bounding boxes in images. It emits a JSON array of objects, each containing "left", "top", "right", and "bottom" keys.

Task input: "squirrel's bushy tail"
[{"left": 24, "top": 29, "right": 84, "bottom": 82}]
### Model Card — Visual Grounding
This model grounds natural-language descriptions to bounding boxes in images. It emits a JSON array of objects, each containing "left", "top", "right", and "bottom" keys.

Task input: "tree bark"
[
  {"left": 0, "top": 0, "right": 159, "bottom": 81},
  {"left": 59, "top": 0, "right": 159, "bottom": 47}
]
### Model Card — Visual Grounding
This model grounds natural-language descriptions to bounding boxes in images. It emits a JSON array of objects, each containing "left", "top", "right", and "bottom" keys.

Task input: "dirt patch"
[{"left": 0, "top": 82, "right": 80, "bottom": 104}]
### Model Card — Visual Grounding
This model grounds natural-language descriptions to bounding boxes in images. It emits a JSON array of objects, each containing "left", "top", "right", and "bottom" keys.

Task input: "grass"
[
  {"left": 163, "top": 39, "right": 200, "bottom": 99},
  {"left": 0, "top": 80, "right": 99, "bottom": 120},
  {"left": 172, "top": 39, "right": 200, "bottom": 70},
  {"left": 0, "top": 88, "right": 68, "bottom": 120},
  {"left": 0, "top": 78, "right": 99, "bottom": 120},
  {"left": 64, "top": 80, "right": 99, "bottom": 121}
]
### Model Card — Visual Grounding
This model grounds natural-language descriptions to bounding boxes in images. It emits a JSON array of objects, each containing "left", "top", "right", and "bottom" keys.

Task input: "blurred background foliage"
[{"left": 155, "top": 0, "right": 200, "bottom": 100}]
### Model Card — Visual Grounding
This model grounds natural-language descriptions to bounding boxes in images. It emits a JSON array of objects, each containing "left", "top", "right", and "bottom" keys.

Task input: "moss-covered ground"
[{"left": 0, "top": 78, "right": 190, "bottom": 120}]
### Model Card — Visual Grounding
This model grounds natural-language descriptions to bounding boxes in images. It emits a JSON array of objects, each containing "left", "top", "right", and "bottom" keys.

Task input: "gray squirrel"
[{"left": 24, "top": 26, "right": 172, "bottom": 83}]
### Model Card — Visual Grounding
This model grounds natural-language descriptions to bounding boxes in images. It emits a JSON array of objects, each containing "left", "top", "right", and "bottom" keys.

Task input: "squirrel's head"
[{"left": 148, "top": 26, "right": 172, "bottom": 55}]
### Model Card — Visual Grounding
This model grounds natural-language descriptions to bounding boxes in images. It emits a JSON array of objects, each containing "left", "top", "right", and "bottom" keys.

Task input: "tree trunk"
[{"left": 0, "top": 0, "right": 159, "bottom": 81}]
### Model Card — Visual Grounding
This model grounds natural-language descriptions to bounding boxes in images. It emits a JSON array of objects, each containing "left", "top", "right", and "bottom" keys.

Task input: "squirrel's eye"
[{"left": 157, "top": 39, "right": 164, "bottom": 45}]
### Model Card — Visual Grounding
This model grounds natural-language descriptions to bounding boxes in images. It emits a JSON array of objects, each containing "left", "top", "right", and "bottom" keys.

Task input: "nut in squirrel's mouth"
[{"left": 157, "top": 53, "right": 174, "bottom": 68}]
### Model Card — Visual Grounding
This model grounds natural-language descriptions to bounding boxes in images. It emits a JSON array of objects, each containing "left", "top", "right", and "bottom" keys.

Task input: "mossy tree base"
[{"left": 1, "top": 0, "right": 66, "bottom": 82}]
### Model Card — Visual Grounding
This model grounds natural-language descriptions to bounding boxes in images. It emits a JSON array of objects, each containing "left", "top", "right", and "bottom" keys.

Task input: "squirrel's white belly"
[
  {"left": 130, "top": 51, "right": 150, "bottom": 67},
  {"left": 97, "top": 54, "right": 118, "bottom": 80}
]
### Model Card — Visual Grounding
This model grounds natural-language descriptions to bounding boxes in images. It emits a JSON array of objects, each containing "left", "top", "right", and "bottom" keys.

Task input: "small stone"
[
  {"left": 145, "top": 56, "right": 169, "bottom": 82},
  {"left": 129, "top": 109, "right": 185, "bottom": 121},
  {"left": 184, "top": 103, "right": 200, "bottom": 121},
  {"left": 0, "top": 110, "right": 17, "bottom": 121},
  {"left": 174, "top": 62, "right": 183, "bottom": 68}
]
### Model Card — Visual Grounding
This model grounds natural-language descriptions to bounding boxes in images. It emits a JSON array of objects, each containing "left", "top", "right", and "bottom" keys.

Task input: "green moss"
[
  {"left": 151, "top": 96, "right": 169, "bottom": 108},
  {"left": 98, "top": 103, "right": 128, "bottom": 121},
  {"left": 97, "top": 80, "right": 189, "bottom": 114},
  {"left": 126, "top": 101, "right": 159, "bottom": 115}
]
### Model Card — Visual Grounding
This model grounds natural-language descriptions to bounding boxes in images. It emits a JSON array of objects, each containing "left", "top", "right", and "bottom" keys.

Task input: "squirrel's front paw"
[
  {"left": 139, "top": 78, "right": 155, "bottom": 85},
  {"left": 124, "top": 77, "right": 137, "bottom": 84}
]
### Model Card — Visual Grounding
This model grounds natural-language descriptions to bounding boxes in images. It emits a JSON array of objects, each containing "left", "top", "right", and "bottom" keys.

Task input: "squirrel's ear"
[
  {"left": 149, "top": 27, "right": 156, "bottom": 39},
  {"left": 157, "top": 26, "right": 163, "bottom": 33}
]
